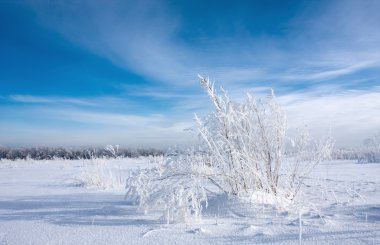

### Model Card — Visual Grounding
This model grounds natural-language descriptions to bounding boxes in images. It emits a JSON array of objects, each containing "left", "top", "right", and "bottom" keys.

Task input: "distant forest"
[
  {"left": 0, "top": 146, "right": 164, "bottom": 160},
  {"left": 1, "top": 146, "right": 379, "bottom": 163}
]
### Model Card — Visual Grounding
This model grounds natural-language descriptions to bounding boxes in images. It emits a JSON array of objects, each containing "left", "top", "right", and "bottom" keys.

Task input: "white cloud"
[
  {"left": 2, "top": 87, "right": 379, "bottom": 148},
  {"left": 279, "top": 88, "right": 380, "bottom": 147},
  {"left": 282, "top": 60, "right": 380, "bottom": 82},
  {"left": 9, "top": 95, "right": 98, "bottom": 106},
  {"left": 0, "top": 106, "right": 195, "bottom": 148},
  {"left": 6, "top": 95, "right": 139, "bottom": 109},
  {"left": 29, "top": 0, "right": 380, "bottom": 89}
]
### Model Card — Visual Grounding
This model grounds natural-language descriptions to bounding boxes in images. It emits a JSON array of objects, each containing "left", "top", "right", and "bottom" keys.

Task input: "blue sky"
[{"left": 0, "top": 0, "right": 379, "bottom": 148}]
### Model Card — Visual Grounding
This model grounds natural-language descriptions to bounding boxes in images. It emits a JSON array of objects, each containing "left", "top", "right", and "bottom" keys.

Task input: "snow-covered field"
[{"left": 0, "top": 158, "right": 379, "bottom": 244}]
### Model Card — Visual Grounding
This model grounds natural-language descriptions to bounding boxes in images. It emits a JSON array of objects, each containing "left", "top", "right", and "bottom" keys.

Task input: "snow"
[{"left": 0, "top": 158, "right": 379, "bottom": 244}]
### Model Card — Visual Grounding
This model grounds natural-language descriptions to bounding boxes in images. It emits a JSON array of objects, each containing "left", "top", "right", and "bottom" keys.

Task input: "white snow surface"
[{"left": 0, "top": 158, "right": 379, "bottom": 244}]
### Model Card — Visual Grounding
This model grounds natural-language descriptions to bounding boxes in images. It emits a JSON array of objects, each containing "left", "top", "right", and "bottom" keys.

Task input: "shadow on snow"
[{"left": 0, "top": 193, "right": 161, "bottom": 227}]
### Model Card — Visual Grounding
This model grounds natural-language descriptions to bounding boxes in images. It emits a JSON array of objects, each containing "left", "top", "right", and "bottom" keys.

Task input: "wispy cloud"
[
  {"left": 9, "top": 95, "right": 98, "bottom": 106},
  {"left": 0, "top": 105, "right": 195, "bottom": 147},
  {"left": 2, "top": 85, "right": 379, "bottom": 147},
  {"left": 5, "top": 95, "right": 134, "bottom": 108},
  {"left": 30, "top": 0, "right": 380, "bottom": 90},
  {"left": 280, "top": 87, "right": 380, "bottom": 147},
  {"left": 282, "top": 60, "right": 380, "bottom": 82}
]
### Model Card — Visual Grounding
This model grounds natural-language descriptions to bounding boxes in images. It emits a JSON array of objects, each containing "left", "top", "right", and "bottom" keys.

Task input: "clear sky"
[{"left": 0, "top": 0, "right": 379, "bottom": 148}]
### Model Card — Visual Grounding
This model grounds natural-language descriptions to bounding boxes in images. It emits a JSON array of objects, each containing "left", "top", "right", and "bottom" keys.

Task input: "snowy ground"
[{"left": 0, "top": 158, "right": 379, "bottom": 244}]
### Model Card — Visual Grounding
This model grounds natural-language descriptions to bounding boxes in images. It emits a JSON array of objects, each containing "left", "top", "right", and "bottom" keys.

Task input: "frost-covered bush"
[
  {"left": 126, "top": 76, "right": 334, "bottom": 223},
  {"left": 79, "top": 148, "right": 125, "bottom": 190},
  {"left": 126, "top": 148, "right": 208, "bottom": 223},
  {"left": 80, "top": 161, "right": 124, "bottom": 190},
  {"left": 358, "top": 132, "right": 380, "bottom": 163},
  {"left": 194, "top": 76, "right": 333, "bottom": 200}
]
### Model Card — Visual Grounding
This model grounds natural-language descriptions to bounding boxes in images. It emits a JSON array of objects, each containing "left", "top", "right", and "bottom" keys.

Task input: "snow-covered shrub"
[
  {"left": 79, "top": 149, "right": 125, "bottom": 190},
  {"left": 195, "top": 76, "right": 333, "bottom": 201},
  {"left": 105, "top": 144, "right": 119, "bottom": 158},
  {"left": 126, "top": 76, "right": 333, "bottom": 222},
  {"left": 358, "top": 132, "right": 380, "bottom": 163},
  {"left": 126, "top": 148, "right": 208, "bottom": 223}
]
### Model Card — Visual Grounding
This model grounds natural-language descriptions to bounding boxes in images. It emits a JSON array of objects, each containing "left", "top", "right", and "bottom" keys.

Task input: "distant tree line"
[
  {"left": 0, "top": 146, "right": 164, "bottom": 160},
  {"left": 331, "top": 148, "right": 380, "bottom": 163},
  {"left": 332, "top": 132, "right": 380, "bottom": 163},
  {"left": 331, "top": 148, "right": 362, "bottom": 160}
]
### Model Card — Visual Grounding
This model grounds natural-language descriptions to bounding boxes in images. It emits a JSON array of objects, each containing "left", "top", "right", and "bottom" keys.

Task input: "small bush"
[
  {"left": 358, "top": 132, "right": 380, "bottom": 163},
  {"left": 126, "top": 76, "right": 334, "bottom": 223},
  {"left": 79, "top": 149, "right": 125, "bottom": 190}
]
